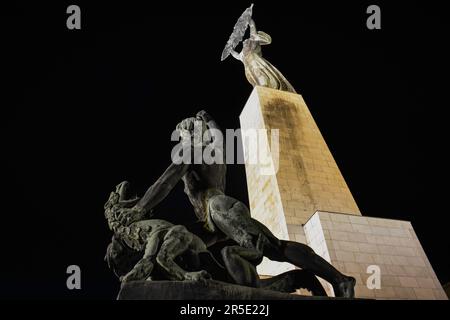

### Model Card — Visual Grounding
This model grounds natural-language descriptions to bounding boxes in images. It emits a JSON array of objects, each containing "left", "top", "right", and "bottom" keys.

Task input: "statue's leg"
[
  {"left": 221, "top": 245, "right": 262, "bottom": 287},
  {"left": 157, "top": 225, "right": 211, "bottom": 281},
  {"left": 258, "top": 269, "right": 327, "bottom": 296},
  {"left": 209, "top": 195, "right": 270, "bottom": 287},
  {"left": 239, "top": 218, "right": 352, "bottom": 296},
  {"left": 273, "top": 240, "right": 355, "bottom": 298},
  {"left": 209, "top": 195, "right": 355, "bottom": 297},
  {"left": 121, "top": 231, "right": 161, "bottom": 282},
  {"left": 208, "top": 195, "right": 261, "bottom": 248}
]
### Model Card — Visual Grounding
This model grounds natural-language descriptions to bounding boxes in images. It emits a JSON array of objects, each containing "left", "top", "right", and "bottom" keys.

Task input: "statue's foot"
[
  {"left": 333, "top": 276, "right": 356, "bottom": 298},
  {"left": 184, "top": 270, "right": 211, "bottom": 282},
  {"left": 120, "top": 273, "right": 139, "bottom": 283}
]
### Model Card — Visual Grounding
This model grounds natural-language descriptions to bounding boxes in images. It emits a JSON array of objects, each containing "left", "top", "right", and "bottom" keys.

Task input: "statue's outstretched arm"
[
  {"left": 249, "top": 19, "right": 271, "bottom": 45},
  {"left": 230, "top": 49, "right": 243, "bottom": 61},
  {"left": 197, "top": 110, "right": 223, "bottom": 143},
  {"left": 197, "top": 110, "right": 226, "bottom": 162},
  {"left": 134, "top": 162, "right": 191, "bottom": 214},
  {"left": 249, "top": 19, "right": 257, "bottom": 37}
]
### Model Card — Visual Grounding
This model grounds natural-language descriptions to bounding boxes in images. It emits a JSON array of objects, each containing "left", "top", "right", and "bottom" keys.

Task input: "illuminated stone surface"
[{"left": 240, "top": 87, "right": 447, "bottom": 299}]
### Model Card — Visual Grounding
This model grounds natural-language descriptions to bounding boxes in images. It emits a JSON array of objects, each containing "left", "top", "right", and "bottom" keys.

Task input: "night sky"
[{"left": 3, "top": 1, "right": 449, "bottom": 299}]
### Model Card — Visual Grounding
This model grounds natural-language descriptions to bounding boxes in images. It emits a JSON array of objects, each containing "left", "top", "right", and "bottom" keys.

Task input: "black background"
[{"left": 2, "top": 1, "right": 449, "bottom": 299}]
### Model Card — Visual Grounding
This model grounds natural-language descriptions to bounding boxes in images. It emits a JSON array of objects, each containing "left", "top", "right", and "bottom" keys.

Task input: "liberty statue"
[{"left": 221, "top": 4, "right": 296, "bottom": 93}]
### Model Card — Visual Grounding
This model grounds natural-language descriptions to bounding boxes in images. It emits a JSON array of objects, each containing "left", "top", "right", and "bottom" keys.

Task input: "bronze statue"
[
  {"left": 103, "top": 6, "right": 357, "bottom": 299},
  {"left": 221, "top": 4, "right": 296, "bottom": 93},
  {"left": 111, "top": 110, "right": 355, "bottom": 298},
  {"left": 104, "top": 181, "right": 327, "bottom": 295}
]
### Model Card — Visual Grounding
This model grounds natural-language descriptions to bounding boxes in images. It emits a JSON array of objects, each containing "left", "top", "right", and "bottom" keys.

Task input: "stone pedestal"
[
  {"left": 239, "top": 87, "right": 447, "bottom": 299},
  {"left": 240, "top": 86, "right": 360, "bottom": 276},
  {"left": 304, "top": 212, "right": 447, "bottom": 299},
  {"left": 117, "top": 280, "right": 342, "bottom": 300}
]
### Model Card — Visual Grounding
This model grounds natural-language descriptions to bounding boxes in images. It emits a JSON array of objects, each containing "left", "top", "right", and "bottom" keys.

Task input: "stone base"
[
  {"left": 117, "top": 280, "right": 349, "bottom": 300},
  {"left": 303, "top": 212, "right": 448, "bottom": 299}
]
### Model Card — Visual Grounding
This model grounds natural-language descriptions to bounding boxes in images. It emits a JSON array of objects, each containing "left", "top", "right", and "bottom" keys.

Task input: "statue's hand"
[
  {"left": 176, "top": 116, "right": 208, "bottom": 149},
  {"left": 196, "top": 110, "right": 212, "bottom": 123},
  {"left": 177, "top": 117, "right": 196, "bottom": 133}
]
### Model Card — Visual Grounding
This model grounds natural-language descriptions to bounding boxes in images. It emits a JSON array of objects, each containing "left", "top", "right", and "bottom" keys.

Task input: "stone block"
[
  {"left": 413, "top": 288, "right": 435, "bottom": 300},
  {"left": 117, "top": 280, "right": 352, "bottom": 300},
  {"left": 239, "top": 87, "right": 446, "bottom": 300}
]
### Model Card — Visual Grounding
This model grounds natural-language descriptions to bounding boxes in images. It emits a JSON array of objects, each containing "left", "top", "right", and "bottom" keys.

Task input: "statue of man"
[{"left": 118, "top": 111, "right": 356, "bottom": 298}]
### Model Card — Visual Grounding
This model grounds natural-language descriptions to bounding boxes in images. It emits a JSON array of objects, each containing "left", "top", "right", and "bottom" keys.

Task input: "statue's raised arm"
[
  {"left": 221, "top": 4, "right": 296, "bottom": 93},
  {"left": 221, "top": 4, "right": 254, "bottom": 62},
  {"left": 134, "top": 162, "right": 191, "bottom": 215}
]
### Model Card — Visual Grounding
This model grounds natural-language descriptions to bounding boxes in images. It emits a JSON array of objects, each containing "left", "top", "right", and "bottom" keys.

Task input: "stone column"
[
  {"left": 240, "top": 86, "right": 360, "bottom": 276},
  {"left": 239, "top": 86, "right": 447, "bottom": 299}
]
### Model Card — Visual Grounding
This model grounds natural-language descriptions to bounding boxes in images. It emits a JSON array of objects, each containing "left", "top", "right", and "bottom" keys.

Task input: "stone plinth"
[
  {"left": 239, "top": 86, "right": 360, "bottom": 275},
  {"left": 239, "top": 87, "right": 447, "bottom": 300},
  {"left": 117, "top": 280, "right": 343, "bottom": 300},
  {"left": 303, "top": 211, "right": 447, "bottom": 300}
]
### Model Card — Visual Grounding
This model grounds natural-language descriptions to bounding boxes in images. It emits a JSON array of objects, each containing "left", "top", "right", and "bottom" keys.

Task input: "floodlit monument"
[
  {"left": 103, "top": 4, "right": 447, "bottom": 300},
  {"left": 240, "top": 86, "right": 447, "bottom": 299},
  {"left": 233, "top": 6, "right": 447, "bottom": 300}
]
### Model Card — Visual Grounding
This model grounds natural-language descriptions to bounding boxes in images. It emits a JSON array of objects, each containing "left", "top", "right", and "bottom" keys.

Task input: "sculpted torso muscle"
[{"left": 182, "top": 163, "right": 226, "bottom": 228}]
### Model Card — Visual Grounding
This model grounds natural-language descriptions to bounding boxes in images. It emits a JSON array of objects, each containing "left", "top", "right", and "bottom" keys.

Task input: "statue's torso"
[
  {"left": 240, "top": 39, "right": 296, "bottom": 93},
  {"left": 182, "top": 163, "right": 226, "bottom": 225},
  {"left": 242, "top": 39, "right": 262, "bottom": 60}
]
